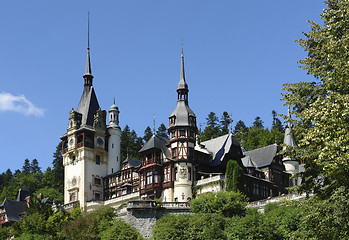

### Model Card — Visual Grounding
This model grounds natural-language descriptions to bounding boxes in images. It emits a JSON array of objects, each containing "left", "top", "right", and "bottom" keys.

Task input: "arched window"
[{"left": 70, "top": 193, "right": 76, "bottom": 202}]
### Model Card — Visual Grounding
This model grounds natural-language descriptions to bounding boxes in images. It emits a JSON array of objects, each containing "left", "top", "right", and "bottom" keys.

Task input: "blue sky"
[{"left": 0, "top": 1, "right": 325, "bottom": 173}]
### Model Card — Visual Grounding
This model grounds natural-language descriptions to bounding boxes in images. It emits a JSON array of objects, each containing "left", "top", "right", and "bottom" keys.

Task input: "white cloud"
[{"left": 0, "top": 92, "right": 45, "bottom": 117}]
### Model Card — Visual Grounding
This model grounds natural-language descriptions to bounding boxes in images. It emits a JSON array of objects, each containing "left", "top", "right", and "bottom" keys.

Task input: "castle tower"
[
  {"left": 107, "top": 98, "right": 121, "bottom": 174},
  {"left": 282, "top": 107, "right": 299, "bottom": 186},
  {"left": 61, "top": 19, "right": 108, "bottom": 208},
  {"left": 168, "top": 48, "right": 197, "bottom": 202}
]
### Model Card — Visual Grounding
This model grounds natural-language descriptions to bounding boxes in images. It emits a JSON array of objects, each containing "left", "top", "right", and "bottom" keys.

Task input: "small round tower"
[{"left": 107, "top": 98, "right": 121, "bottom": 174}]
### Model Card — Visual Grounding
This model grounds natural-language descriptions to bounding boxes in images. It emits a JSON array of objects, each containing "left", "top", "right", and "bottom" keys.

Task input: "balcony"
[
  {"left": 194, "top": 174, "right": 225, "bottom": 186},
  {"left": 63, "top": 201, "right": 80, "bottom": 211}
]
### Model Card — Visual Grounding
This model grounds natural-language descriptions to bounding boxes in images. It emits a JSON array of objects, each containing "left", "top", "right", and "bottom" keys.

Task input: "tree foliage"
[
  {"left": 226, "top": 160, "right": 244, "bottom": 193},
  {"left": 120, "top": 125, "right": 143, "bottom": 161},
  {"left": 156, "top": 123, "right": 168, "bottom": 140},
  {"left": 282, "top": 0, "right": 349, "bottom": 192},
  {"left": 190, "top": 191, "right": 248, "bottom": 217}
]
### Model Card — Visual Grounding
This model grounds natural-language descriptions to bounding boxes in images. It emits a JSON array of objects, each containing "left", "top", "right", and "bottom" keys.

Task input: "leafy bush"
[
  {"left": 153, "top": 213, "right": 226, "bottom": 240},
  {"left": 190, "top": 191, "right": 248, "bottom": 217}
]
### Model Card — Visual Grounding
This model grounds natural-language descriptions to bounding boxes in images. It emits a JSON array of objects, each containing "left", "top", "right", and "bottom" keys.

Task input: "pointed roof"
[
  {"left": 283, "top": 107, "right": 296, "bottom": 150},
  {"left": 177, "top": 49, "right": 188, "bottom": 90},
  {"left": 139, "top": 135, "right": 170, "bottom": 158},
  {"left": 77, "top": 86, "right": 100, "bottom": 126},
  {"left": 77, "top": 16, "right": 100, "bottom": 127},
  {"left": 201, "top": 134, "right": 241, "bottom": 166},
  {"left": 0, "top": 199, "right": 25, "bottom": 222},
  {"left": 170, "top": 48, "right": 196, "bottom": 126}
]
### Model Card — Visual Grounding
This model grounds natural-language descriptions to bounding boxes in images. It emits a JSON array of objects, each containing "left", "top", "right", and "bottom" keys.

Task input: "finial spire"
[
  {"left": 84, "top": 12, "right": 93, "bottom": 86},
  {"left": 88, "top": 12, "right": 90, "bottom": 50},
  {"left": 153, "top": 113, "right": 156, "bottom": 136},
  {"left": 113, "top": 97, "right": 115, "bottom": 105}
]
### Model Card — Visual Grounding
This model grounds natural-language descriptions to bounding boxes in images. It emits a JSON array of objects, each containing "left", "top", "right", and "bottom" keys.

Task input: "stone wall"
[{"left": 116, "top": 200, "right": 191, "bottom": 238}]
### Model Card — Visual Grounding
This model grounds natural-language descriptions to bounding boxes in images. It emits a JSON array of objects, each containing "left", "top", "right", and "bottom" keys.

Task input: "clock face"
[
  {"left": 69, "top": 138, "right": 74, "bottom": 146},
  {"left": 97, "top": 137, "right": 104, "bottom": 146}
]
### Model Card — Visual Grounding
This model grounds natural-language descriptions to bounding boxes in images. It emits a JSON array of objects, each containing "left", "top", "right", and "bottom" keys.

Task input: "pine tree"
[
  {"left": 156, "top": 123, "right": 168, "bottom": 139},
  {"left": 220, "top": 111, "right": 232, "bottom": 135},
  {"left": 22, "top": 159, "right": 31, "bottom": 175},
  {"left": 52, "top": 142, "right": 64, "bottom": 193},
  {"left": 202, "top": 112, "right": 220, "bottom": 141},
  {"left": 143, "top": 126, "right": 153, "bottom": 143},
  {"left": 252, "top": 116, "right": 264, "bottom": 129},
  {"left": 30, "top": 159, "right": 41, "bottom": 173}
]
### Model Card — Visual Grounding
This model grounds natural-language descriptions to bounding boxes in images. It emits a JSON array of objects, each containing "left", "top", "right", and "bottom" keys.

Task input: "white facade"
[
  {"left": 107, "top": 127, "right": 121, "bottom": 174},
  {"left": 173, "top": 162, "right": 193, "bottom": 202}
]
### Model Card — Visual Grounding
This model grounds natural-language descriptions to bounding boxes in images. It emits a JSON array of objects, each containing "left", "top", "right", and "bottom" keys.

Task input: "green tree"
[
  {"left": 99, "top": 219, "right": 141, "bottom": 240},
  {"left": 30, "top": 159, "right": 41, "bottom": 174},
  {"left": 292, "top": 187, "right": 349, "bottom": 239},
  {"left": 233, "top": 120, "right": 248, "bottom": 146},
  {"left": 272, "top": 110, "right": 284, "bottom": 133},
  {"left": 22, "top": 159, "right": 31, "bottom": 175},
  {"left": 226, "top": 160, "right": 244, "bottom": 193},
  {"left": 220, "top": 111, "right": 232, "bottom": 135},
  {"left": 156, "top": 123, "right": 168, "bottom": 139},
  {"left": 252, "top": 116, "right": 264, "bottom": 129},
  {"left": 190, "top": 191, "right": 248, "bottom": 217},
  {"left": 153, "top": 213, "right": 226, "bottom": 240},
  {"left": 143, "top": 126, "right": 153, "bottom": 143},
  {"left": 282, "top": 0, "right": 349, "bottom": 192},
  {"left": 120, "top": 125, "right": 142, "bottom": 161},
  {"left": 52, "top": 142, "right": 64, "bottom": 194},
  {"left": 202, "top": 112, "right": 220, "bottom": 141}
]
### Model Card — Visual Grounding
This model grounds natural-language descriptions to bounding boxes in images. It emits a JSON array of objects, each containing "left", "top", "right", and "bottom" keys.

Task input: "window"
[
  {"left": 73, "top": 156, "right": 76, "bottom": 165},
  {"left": 172, "top": 148, "right": 177, "bottom": 158},
  {"left": 174, "top": 167, "right": 178, "bottom": 181},
  {"left": 70, "top": 193, "right": 76, "bottom": 202},
  {"left": 96, "top": 155, "right": 100, "bottom": 165},
  {"left": 180, "top": 130, "right": 185, "bottom": 137},
  {"left": 94, "top": 177, "right": 101, "bottom": 185},
  {"left": 95, "top": 192, "right": 101, "bottom": 200},
  {"left": 146, "top": 171, "right": 152, "bottom": 185},
  {"left": 122, "top": 189, "right": 127, "bottom": 195},
  {"left": 154, "top": 171, "right": 158, "bottom": 183},
  {"left": 188, "top": 167, "right": 191, "bottom": 180},
  {"left": 112, "top": 143, "right": 114, "bottom": 148}
]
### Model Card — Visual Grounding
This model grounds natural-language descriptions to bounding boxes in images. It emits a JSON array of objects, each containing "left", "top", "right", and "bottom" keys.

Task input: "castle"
[{"left": 60, "top": 40, "right": 300, "bottom": 211}]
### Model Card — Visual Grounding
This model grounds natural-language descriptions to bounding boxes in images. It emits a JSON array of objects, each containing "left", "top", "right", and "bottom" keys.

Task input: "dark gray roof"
[
  {"left": 139, "top": 135, "right": 171, "bottom": 158},
  {"left": 201, "top": 134, "right": 240, "bottom": 166},
  {"left": 16, "top": 189, "right": 30, "bottom": 202},
  {"left": 123, "top": 157, "right": 141, "bottom": 168},
  {"left": 242, "top": 144, "right": 281, "bottom": 168},
  {"left": 76, "top": 86, "right": 100, "bottom": 126},
  {"left": 169, "top": 101, "right": 196, "bottom": 126},
  {"left": 0, "top": 199, "right": 25, "bottom": 222}
]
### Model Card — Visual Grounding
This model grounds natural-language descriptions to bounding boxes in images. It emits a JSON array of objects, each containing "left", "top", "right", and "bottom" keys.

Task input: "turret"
[
  {"left": 107, "top": 99, "right": 121, "bottom": 174},
  {"left": 282, "top": 106, "right": 299, "bottom": 186}
]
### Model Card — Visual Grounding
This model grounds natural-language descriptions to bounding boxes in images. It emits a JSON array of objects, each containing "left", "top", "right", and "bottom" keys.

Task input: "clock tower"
[{"left": 61, "top": 38, "right": 113, "bottom": 208}]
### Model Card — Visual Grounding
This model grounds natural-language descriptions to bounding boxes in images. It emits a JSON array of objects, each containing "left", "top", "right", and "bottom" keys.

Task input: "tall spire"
[
  {"left": 84, "top": 12, "right": 93, "bottom": 86},
  {"left": 178, "top": 40, "right": 188, "bottom": 90}
]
